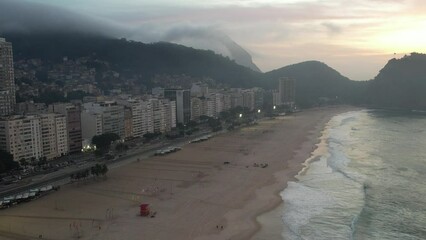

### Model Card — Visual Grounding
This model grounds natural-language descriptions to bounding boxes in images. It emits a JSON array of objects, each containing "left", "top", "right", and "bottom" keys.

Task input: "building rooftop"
[{"left": 0, "top": 115, "right": 39, "bottom": 121}]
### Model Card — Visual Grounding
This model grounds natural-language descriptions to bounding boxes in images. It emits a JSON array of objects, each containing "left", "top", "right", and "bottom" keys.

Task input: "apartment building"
[
  {"left": 278, "top": 77, "right": 296, "bottom": 106},
  {"left": 164, "top": 89, "right": 191, "bottom": 124},
  {"left": 82, "top": 101, "right": 125, "bottom": 138},
  {"left": 49, "top": 103, "right": 82, "bottom": 153},
  {"left": 0, "top": 115, "right": 43, "bottom": 161},
  {"left": 150, "top": 98, "right": 176, "bottom": 133},
  {"left": 0, "top": 38, "right": 16, "bottom": 116},
  {"left": 40, "top": 113, "right": 68, "bottom": 160}
]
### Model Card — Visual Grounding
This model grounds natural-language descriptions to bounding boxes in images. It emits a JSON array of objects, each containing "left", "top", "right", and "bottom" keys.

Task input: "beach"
[{"left": 0, "top": 106, "right": 354, "bottom": 240}]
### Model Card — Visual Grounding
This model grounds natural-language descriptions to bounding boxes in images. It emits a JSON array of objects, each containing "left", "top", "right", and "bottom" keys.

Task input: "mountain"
[
  {"left": 3, "top": 32, "right": 262, "bottom": 88},
  {"left": 223, "top": 37, "right": 261, "bottom": 72},
  {"left": 368, "top": 53, "right": 426, "bottom": 110},
  {"left": 2, "top": 0, "right": 426, "bottom": 110},
  {"left": 4, "top": 30, "right": 426, "bottom": 110},
  {"left": 264, "top": 61, "right": 368, "bottom": 107},
  {"left": 2, "top": 32, "right": 367, "bottom": 107},
  {"left": 161, "top": 28, "right": 261, "bottom": 72},
  {"left": 0, "top": 0, "right": 260, "bottom": 73}
]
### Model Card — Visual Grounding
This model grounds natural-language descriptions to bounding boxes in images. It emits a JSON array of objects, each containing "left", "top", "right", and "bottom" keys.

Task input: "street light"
[
  {"left": 239, "top": 113, "right": 243, "bottom": 118},
  {"left": 273, "top": 106, "right": 276, "bottom": 110},
  {"left": 257, "top": 109, "right": 261, "bottom": 113}
]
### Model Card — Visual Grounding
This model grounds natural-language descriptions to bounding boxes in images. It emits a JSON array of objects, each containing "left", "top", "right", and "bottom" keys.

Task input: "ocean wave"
[
  {"left": 281, "top": 111, "right": 367, "bottom": 240},
  {"left": 282, "top": 109, "right": 426, "bottom": 240}
]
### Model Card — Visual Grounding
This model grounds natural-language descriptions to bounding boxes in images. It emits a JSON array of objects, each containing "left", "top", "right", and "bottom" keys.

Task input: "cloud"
[
  {"left": 125, "top": 23, "right": 261, "bottom": 71},
  {"left": 321, "top": 22, "right": 342, "bottom": 35},
  {"left": 3, "top": 0, "right": 426, "bottom": 79},
  {"left": 0, "top": 1, "right": 260, "bottom": 71},
  {"left": 0, "top": 0, "right": 120, "bottom": 36}
]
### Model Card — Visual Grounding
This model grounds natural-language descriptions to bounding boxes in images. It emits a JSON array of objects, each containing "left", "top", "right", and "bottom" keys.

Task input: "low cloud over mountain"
[{"left": 0, "top": 0, "right": 261, "bottom": 72}]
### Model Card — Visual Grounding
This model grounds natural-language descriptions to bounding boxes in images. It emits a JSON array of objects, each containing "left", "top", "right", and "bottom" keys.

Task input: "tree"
[
  {"left": 115, "top": 143, "right": 128, "bottom": 152},
  {"left": 143, "top": 132, "right": 161, "bottom": 141},
  {"left": 92, "top": 133, "right": 120, "bottom": 153},
  {"left": 66, "top": 90, "right": 91, "bottom": 101},
  {"left": 38, "top": 156, "right": 47, "bottom": 166},
  {"left": 84, "top": 169, "right": 90, "bottom": 179},
  {"left": 219, "top": 111, "right": 232, "bottom": 122},
  {"left": 19, "top": 158, "right": 28, "bottom": 167},
  {"left": 187, "top": 120, "right": 198, "bottom": 128},
  {"left": 30, "top": 157, "right": 37, "bottom": 166},
  {"left": 100, "top": 164, "right": 108, "bottom": 176},
  {"left": 199, "top": 115, "right": 210, "bottom": 122},
  {"left": 208, "top": 118, "right": 222, "bottom": 132},
  {"left": 35, "top": 90, "right": 66, "bottom": 104},
  {"left": 90, "top": 164, "right": 108, "bottom": 178},
  {"left": 35, "top": 69, "right": 50, "bottom": 83},
  {"left": 0, "top": 150, "right": 19, "bottom": 173},
  {"left": 90, "top": 166, "right": 97, "bottom": 176}
]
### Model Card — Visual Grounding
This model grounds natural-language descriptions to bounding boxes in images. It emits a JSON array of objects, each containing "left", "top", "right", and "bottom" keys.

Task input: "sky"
[{"left": 24, "top": 0, "right": 426, "bottom": 80}]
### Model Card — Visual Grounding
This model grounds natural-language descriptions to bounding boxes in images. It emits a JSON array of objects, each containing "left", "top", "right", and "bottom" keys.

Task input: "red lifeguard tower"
[{"left": 140, "top": 204, "right": 150, "bottom": 216}]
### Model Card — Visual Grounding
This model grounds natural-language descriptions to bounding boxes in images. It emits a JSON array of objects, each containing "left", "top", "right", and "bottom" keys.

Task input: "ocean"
[{"left": 281, "top": 110, "right": 426, "bottom": 240}]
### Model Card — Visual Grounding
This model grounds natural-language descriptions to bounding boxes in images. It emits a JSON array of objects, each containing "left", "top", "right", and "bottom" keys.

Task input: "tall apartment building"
[
  {"left": 0, "top": 116, "right": 42, "bottom": 161},
  {"left": 242, "top": 90, "right": 255, "bottom": 111},
  {"left": 279, "top": 77, "right": 296, "bottom": 106},
  {"left": 49, "top": 103, "right": 82, "bottom": 153},
  {"left": 191, "top": 90, "right": 242, "bottom": 120},
  {"left": 230, "top": 91, "right": 244, "bottom": 108},
  {"left": 40, "top": 113, "right": 68, "bottom": 160},
  {"left": 124, "top": 107, "right": 133, "bottom": 139},
  {"left": 164, "top": 89, "right": 191, "bottom": 124},
  {"left": 151, "top": 87, "right": 165, "bottom": 97},
  {"left": 223, "top": 94, "right": 232, "bottom": 111},
  {"left": 150, "top": 98, "right": 176, "bottom": 133},
  {"left": 206, "top": 97, "right": 216, "bottom": 117},
  {"left": 126, "top": 100, "right": 154, "bottom": 137},
  {"left": 191, "top": 82, "right": 209, "bottom": 97},
  {"left": 82, "top": 101, "right": 125, "bottom": 140},
  {"left": 15, "top": 101, "right": 47, "bottom": 114},
  {"left": 214, "top": 93, "right": 225, "bottom": 115},
  {"left": 191, "top": 97, "right": 204, "bottom": 121},
  {"left": 272, "top": 90, "right": 281, "bottom": 106},
  {"left": 81, "top": 111, "right": 103, "bottom": 144},
  {"left": 0, "top": 114, "right": 69, "bottom": 161},
  {"left": 203, "top": 92, "right": 230, "bottom": 118},
  {"left": 0, "top": 38, "right": 16, "bottom": 116},
  {"left": 263, "top": 90, "right": 281, "bottom": 108},
  {"left": 253, "top": 88, "right": 265, "bottom": 109}
]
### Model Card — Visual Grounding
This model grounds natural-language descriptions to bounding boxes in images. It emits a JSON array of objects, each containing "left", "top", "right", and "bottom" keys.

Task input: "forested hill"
[
  {"left": 4, "top": 32, "right": 262, "bottom": 88},
  {"left": 367, "top": 53, "right": 426, "bottom": 110},
  {"left": 4, "top": 32, "right": 426, "bottom": 110},
  {"left": 264, "top": 61, "right": 368, "bottom": 107}
]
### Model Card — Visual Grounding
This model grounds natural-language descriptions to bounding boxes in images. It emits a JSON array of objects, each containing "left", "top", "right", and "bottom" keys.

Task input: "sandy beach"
[{"left": 0, "top": 106, "right": 354, "bottom": 240}]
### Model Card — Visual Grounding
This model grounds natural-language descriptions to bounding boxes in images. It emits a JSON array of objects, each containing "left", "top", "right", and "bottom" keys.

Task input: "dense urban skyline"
[{"left": 21, "top": 0, "right": 426, "bottom": 80}]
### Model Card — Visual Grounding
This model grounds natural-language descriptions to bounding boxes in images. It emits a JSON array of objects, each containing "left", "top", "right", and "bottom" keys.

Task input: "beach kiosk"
[{"left": 140, "top": 204, "right": 150, "bottom": 216}]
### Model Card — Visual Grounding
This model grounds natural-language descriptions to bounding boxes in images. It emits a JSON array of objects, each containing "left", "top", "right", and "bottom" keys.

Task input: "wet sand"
[{"left": 0, "top": 106, "right": 355, "bottom": 240}]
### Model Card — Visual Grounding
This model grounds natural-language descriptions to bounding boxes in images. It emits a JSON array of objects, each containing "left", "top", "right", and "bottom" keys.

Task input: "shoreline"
[
  {"left": 195, "top": 106, "right": 359, "bottom": 240},
  {"left": 251, "top": 109, "right": 335, "bottom": 240},
  {"left": 246, "top": 108, "right": 342, "bottom": 240},
  {"left": 0, "top": 106, "right": 359, "bottom": 240}
]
